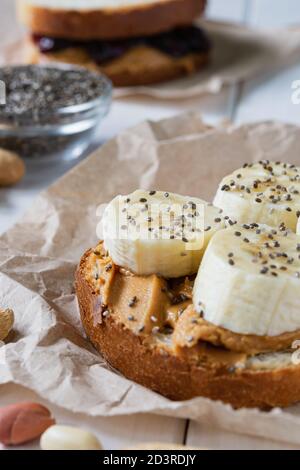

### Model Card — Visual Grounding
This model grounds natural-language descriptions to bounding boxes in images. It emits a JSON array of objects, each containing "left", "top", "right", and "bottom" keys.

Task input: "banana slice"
[
  {"left": 297, "top": 216, "right": 300, "bottom": 235},
  {"left": 214, "top": 161, "right": 300, "bottom": 231},
  {"left": 103, "top": 190, "right": 231, "bottom": 278},
  {"left": 193, "top": 224, "right": 300, "bottom": 336}
]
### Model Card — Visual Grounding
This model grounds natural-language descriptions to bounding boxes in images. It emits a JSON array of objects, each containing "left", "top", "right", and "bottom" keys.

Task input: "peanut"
[
  {"left": 0, "top": 402, "right": 55, "bottom": 446},
  {"left": 0, "top": 308, "right": 14, "bottom": 341},
  {"left": 0, "top": 148, "right": 25, "bottom": 186},
  {"left": 40, "top": 425, "right": 102, "bottom": 450}
]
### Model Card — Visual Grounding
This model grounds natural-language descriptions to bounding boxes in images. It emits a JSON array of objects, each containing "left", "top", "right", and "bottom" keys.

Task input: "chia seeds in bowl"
[{"left": 0, "top": 65, "right": 112, "bottom": 162}]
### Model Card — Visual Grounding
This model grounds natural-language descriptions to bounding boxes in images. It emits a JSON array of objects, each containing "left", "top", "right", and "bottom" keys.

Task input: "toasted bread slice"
[
  {"left": 26, "top": 39, "right": 210, "bottom": 87},
  {"left": 76, "top": 248, "right": 300, "bottom": 409},
  {"left": 18, "top": 0, "right": 207, "bottom": 40}
]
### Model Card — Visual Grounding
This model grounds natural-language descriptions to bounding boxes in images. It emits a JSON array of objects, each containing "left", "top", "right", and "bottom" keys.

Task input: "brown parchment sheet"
[{"left": 1, "top": 114, "right": 300, "bottom": 444}]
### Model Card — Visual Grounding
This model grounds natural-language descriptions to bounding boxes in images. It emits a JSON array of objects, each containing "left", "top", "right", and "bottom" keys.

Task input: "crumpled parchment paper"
[{"left": 1, "top": 114, "right": 300, "bottom": 444}]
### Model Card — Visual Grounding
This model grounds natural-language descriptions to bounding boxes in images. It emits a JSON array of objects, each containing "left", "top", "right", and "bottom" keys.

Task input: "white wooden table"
[{"left": 1, "top": 0, "right": 300, "bottom": 450}]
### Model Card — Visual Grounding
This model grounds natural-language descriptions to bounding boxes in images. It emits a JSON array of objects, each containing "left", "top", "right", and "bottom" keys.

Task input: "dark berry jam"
[{"left": 33, "top": 26, "right": 211, "bottom": 65}]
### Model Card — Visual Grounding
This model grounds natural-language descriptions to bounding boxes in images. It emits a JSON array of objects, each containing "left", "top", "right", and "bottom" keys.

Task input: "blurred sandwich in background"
[{"left": 18, "top": 0, "right": 211, "bottom": 86}]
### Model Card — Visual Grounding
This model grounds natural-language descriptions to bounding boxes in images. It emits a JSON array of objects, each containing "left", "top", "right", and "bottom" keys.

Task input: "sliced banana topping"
[
  {"left": 193, "top": 224, "right": 300, "bottom": 336},
  {"left": 214, "top": 161, "right": 300, "bottom": 231},
  {"left": 103, "top": 190, "right": 230, "bottom": 278},
  {"left": 297, "top": 215, "right": 300, "bottom": 235}
]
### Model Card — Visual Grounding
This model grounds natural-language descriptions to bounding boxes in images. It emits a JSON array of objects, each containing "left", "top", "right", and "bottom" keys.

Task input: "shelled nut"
[
  {"left": 40, "top": 425, "right": 102, "bottom": 450},
  {"left": 0, "top": 308, "right": 14, "bottom": 341},
  {"left": 0, "top": 148, "right": 25, "bottom": 186},
  {"left": 0, "top": 402, "right": 55, "bottom": 446}
]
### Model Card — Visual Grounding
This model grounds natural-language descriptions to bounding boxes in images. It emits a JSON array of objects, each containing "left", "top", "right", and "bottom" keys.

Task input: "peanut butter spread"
[
  {"left": 33, "top": 45, "right": 207, "bottom": 85},
  {"left": 85, "top": 243, "right": 299, "bottom": 360}
]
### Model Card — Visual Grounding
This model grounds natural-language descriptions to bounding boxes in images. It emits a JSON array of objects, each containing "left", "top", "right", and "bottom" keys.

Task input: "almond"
[
  {"left": 0, "top": 308, "right": 14, "bottom": 341},
  {"left": 0, "top": 402, "right": 56, "bottom": 446},
  {"left": 0, "top": 148, "right": 25, "bottom": 186}
]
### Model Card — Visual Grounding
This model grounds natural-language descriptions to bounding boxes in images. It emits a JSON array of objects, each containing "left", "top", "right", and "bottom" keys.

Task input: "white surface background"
[{"left": 1, "top": 0, "right": 300, "bottom": 450}]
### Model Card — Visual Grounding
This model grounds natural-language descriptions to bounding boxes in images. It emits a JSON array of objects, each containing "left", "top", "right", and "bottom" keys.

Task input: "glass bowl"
[{"left": 0, "top": 65, "right": 112, "bottom": 163}]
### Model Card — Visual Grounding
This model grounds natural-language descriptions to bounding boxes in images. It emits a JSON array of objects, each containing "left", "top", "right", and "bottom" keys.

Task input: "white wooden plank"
[
  {"left": 0, "top": 383, "right": 186, "bottom": 450},
  {"left": 186, "top": 422, "right": 299, "bottom": 450},
  {"left": 1, "top": 0, "right": 23, "bottom": 45},
  {"left": 102, "top": 87, "right": 236, "bottom": 140},
  {"left": 234, "top": 0, "right": 300, "bottom": 125},
  {"left": 248, "top": 0, "right": 300, "bottom": 27},
  {"left": 235, "top": 64, "right": 300, "bottom": 125},
  {"left": 206, "top": 0, "right": 247, "bottom": 23}
]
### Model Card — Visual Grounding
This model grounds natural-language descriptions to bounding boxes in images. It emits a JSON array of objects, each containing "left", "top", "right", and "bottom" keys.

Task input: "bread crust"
[
  {"left": 18, "top": 0, "right": 207, "bottom": 40},
  {"left": 76, "top": 249, "right": 300, "bottom": 409},
  {"left": 26, "top": 40, "right": 210, "bottom": 87}
]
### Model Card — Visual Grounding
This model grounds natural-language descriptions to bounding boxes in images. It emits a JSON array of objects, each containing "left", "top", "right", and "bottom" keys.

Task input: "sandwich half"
[
  {"left": 19, "top": 0, "right": 207, "bottom": 40},
  {"left": 76, "top": 187, "right": 300, "bottom": 409},
  {"left": 18, "top": 0, "right": 211, "bottom": 86}
]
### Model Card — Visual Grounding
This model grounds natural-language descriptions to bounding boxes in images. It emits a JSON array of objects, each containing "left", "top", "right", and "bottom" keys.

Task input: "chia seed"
[
  {"left": 172, "top": 293, "right": 189, "bottom": 305},
  {"left": 0, "top": 66, "right": 108, "bottom": 122},
  {"left": 186, "top": 335, "right": 194, "bottom": 343},
  {"left": 128, "top": 296, "right": 138, "bottom": 308},
  {"left": 0, "top": 65, "right": 111, "bottom": 159},
  {"left": 152, "top": 326, "right": 160, "bottom": 335}
]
